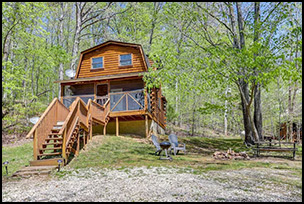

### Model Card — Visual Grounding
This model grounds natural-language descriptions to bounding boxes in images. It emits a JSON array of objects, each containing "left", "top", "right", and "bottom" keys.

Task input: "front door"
[{"left": 96, "top": 84, "right": 108, "bottom": 105}]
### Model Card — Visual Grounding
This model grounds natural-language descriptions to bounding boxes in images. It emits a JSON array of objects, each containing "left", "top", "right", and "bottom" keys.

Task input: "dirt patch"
[{"left": 2, "top": 133, "right": 31, "bottom": 147}]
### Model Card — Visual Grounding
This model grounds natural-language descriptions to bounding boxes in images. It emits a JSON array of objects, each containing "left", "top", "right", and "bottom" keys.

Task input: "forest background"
[{"left": 2, "top": 2, "right": 302, "bottom": 145}]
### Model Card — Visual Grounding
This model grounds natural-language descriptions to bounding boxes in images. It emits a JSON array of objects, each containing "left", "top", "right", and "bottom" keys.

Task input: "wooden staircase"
[
  {"left": 24, "top": 97, "right": 110, "bottom": 172},
  {"left": 12, "top": 165, "right": 57, "bottom": 178}
]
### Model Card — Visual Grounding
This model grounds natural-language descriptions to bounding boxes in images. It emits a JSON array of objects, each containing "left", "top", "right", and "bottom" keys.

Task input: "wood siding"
[{"left": 77, "top": 45, "right": 146, "bottom": 78}]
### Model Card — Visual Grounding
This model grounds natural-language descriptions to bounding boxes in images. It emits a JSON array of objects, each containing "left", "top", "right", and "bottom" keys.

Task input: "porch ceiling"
[{"left": 54, "top": 71, "right": 147, "bottom": 84}]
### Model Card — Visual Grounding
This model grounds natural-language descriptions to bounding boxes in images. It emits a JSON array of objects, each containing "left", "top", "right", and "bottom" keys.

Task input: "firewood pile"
[{"left": 213, "top": 148, "right": 250, "bottom": 160}]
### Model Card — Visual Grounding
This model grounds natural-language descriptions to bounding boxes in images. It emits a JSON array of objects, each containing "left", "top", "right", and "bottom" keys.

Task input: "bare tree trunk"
[
  {"left": 253, "top": 2, "right": 263, "bottom": 140},
  {"left": 191, "top": 91, "right": 196, "bottom": 136},
  {"left": 175, "top": 80, "right": 179, "bottom": 126},
  {"left": 70, "top": 2, "right": 82, "bottom": 72},
  {"left": 58, "top": 2, "right": 66, "bottom": 98}
]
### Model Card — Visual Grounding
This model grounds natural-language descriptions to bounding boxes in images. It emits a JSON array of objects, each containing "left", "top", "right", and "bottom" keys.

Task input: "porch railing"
[
  {"left": 62, "top": 89, "right": 147, "bottom": 113},
  {"left": 96, "top": 95, "right": 109, "bottom": 106},
  {"left": 110, "top": 89, "right": 145, "bottom": 112},
  {"left": 63, "top": 94, "right": 94, "bottom": 108}
]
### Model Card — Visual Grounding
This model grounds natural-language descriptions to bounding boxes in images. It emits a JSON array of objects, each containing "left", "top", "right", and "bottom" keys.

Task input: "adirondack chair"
[
  {"left": 168, "top": 133, "right": 186, "bottom": 156},
  {"left": 151, "top": 134, "right": 162, "bottom": 156}
]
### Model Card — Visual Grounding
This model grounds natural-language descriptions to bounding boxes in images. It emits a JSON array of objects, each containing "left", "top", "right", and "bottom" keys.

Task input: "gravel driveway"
[{"left": 2, "top": 166, "right": 302, "bottom": 202}]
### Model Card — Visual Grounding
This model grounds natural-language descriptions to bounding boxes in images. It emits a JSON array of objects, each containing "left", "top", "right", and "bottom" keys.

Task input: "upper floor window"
[
  {"left": 119, "top": 54, "right": 132, "bottom": 66},
  {"left": 92, "top": 57, "right": 104, "bottom": 69}
]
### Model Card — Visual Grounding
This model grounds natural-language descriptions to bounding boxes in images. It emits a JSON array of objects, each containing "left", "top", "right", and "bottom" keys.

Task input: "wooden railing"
[
  {"left": 87, "top": 98, "right": 109, "bottom": 124},
  {"left": 96, "top": 95, "right": 109, "bottom": 106},
  {"left": 25, "top": 98, "right": 70, "bottom": 160},
  {"left": 26, "top": 95, "right": 109, "bottom": 163},
  {"left": 110, "top": 89, "right": 145, "bottom": 112},
  {"left": 64, "top": 116, "right": 79, "bottom": 150},
  {"left": 62, "top": 94, "right": 94, "bottom": 108},
  {"left": 59, "top": 97, "right": 90, "bottom": 161}
]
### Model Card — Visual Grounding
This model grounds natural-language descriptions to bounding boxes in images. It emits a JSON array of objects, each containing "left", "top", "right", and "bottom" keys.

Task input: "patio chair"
[
  {"left": 151, "top": 134, "right": 162, "bottom": 156},
  {"left": 168, "top": 133, "right": 186, "bottom": 156}
]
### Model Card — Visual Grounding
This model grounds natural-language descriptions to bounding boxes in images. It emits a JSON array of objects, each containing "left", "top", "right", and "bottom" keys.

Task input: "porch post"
[
  {"left": 145, "top": 89, "right": 148, "bottom": 111},
  {"left": 116, "top": 117, "right": 119, "bottom": 136},
  {"left": 145, "top": 115, "right": 149, "bottom": 138},
  {"left": 103, "top": 124, "right": 107, "bottom": 136},
  {"left": 94, "top": 82, "right": 97, "bottom": 101},
  {"left": 60, "top": 84, "right": 64, "bottom": 103}
]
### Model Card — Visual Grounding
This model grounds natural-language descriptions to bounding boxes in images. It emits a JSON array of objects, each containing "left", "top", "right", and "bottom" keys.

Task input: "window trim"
[
  {"left": 119, "top": 53, "right": 133, "bottom": 67},
  {"left": 91, "top": 56, "right": 104, "bottom": 69}
]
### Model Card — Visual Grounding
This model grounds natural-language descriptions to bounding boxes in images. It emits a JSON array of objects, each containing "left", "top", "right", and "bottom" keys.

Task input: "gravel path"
[{"left": 2, "top": 166, "right": 301, "bottom": 202}]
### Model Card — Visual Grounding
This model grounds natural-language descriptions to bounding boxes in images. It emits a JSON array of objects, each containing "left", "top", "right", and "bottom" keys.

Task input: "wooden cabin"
[
  {"left": 25, "top": 40, "right": 167, "bottom": 165},
  {"left": 55, "top": 40, "right": 167, "bottom": 137}
]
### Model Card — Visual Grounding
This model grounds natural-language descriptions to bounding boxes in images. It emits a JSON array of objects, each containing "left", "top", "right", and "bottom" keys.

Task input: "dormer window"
[
  {"left": 92, "top": 57, "right": 104, "bottom": 69},
  {"left": 119, "top": 54, "right": 132, "bottom": 66}
]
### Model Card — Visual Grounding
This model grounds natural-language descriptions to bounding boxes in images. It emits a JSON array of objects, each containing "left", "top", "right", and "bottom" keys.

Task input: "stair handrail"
[
  {"left": 104, "top": 98, "right": 111, "bottom": 118},
  {"left": 65, "top": 116, "right": 79, "bottom": 149},
  {"left": 103, "top": 98, "right": 110, "bottom": 108},
  {"left": 60, "top": 97, "right": 89, "bottom": 162},
  {"left": 26, "top": 98, "right": 58, "bottom": 139},
  {"left": 58, "top": 97, "right": 88, "bottom": 135}
]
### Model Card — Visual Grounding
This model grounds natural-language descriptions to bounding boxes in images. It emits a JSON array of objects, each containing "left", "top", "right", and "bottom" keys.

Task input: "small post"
[
  {"left": 76, "top": 133, "right": 80, "bottom": 156},
  {"left": 3, "top": 161, "right": 9, "bottom": 175},
  {"left": 62, "top": 128, "right": 67, "bottom": 163},
  {"left": 33, "top": 130, "right": 38, "bottom": 160},
  {"left": 90, "top": 119, "right": 92, "bottom": 140},
  {"left": 116, "top": 117, "right": 119, "bottom": 136},
  {"left": 145, "top": 115, "right": 149, "bottom": 138},
  {"left": 57, "top": 159, "right": 63, "bottom": 172},
  {"left": 103, "top": 124, "right": 107, "bottom": 136},
  {"left": 144, "top": 89, "right": 148, "bottom": 111}
]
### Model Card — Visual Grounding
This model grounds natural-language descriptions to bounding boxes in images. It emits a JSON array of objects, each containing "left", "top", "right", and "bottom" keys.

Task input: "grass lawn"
[
  {"left": 2, "top": 141, "right": 33, "bottom": 177},
  {"left": 66, "top": 135, "right": 302, "bottom": 176},
  {"left": 2, "top": 134, "right": 302, "bottom": 180}
]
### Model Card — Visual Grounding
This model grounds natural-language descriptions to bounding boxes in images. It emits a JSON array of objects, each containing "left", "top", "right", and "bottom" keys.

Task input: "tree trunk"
[
  {"left": 254, "top": 83, "right": 263, "bottom": 140},
  {"left": 58, "top": 2, "right": 65, "bottom": 98},
  {"left": 175, "top": 80, "right": 179, "bottom": 126},
  {"left": 70, "top": 2, "right": 82, "bottom": 72},
  {"left": 253, "top": 2, "right": 263, "bottom": 140},
  {"left": 238, "top": 80, "right": 255, "bottom": 145}
]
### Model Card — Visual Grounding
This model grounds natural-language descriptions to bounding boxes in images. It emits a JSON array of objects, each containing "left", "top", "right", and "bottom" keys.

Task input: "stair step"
[
  {"left": 45, "top": 137, "right": 63, "bottom": 141},
  {"left": 30, "top": 158, "right": 63, "bottom": 166},
  {"left": 49, "top": 133, "right": 62, "bottom": 136},
  {"left": 38, "top": 152, "right": 62, "bottom": 156},
  {"left": 52, "top": 126, "right": 62, "bottom": 130},
  {"left": 12, "top": 170, "right": 53, "bottom": 178},
  {"left": 14, "top": 166, "right": 56, "bottom": 173},
  {"left": 57, "top": 121, "right": 65, "bottom": 125},
  {"left": 40, "top": 147, "right": 62, "bottom": 151},
  {"left": 42, "top": 142, "right": 62, "bottom": 146}
]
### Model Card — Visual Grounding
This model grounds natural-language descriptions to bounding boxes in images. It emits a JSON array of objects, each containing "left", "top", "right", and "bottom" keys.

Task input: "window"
[
  {"left": 119, "top": 54, "right": 132, "bottom": 66},
  {"left": 92, "top": 57, "right": 103, "bottom": 69}
]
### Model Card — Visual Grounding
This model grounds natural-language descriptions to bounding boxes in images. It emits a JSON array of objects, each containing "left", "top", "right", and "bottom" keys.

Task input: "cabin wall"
[{"left": 77, "top": 44, "right": 146, "bottom": 78}]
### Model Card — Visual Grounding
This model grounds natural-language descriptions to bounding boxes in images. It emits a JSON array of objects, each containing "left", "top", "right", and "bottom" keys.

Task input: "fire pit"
[{"left": 159, "top": 141, "right": 173, "bottom": 161}]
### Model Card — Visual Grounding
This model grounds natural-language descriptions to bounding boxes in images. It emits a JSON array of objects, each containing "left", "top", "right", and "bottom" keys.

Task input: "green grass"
[
  {"left": 2, "top": 141, "right": 33, "bottom": 177},
  {"left": 2, "top": 134, "right": 302, "bottom": 179},
  {"left": 66, "top": 135, "right": 302, "bottom": 175}
]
